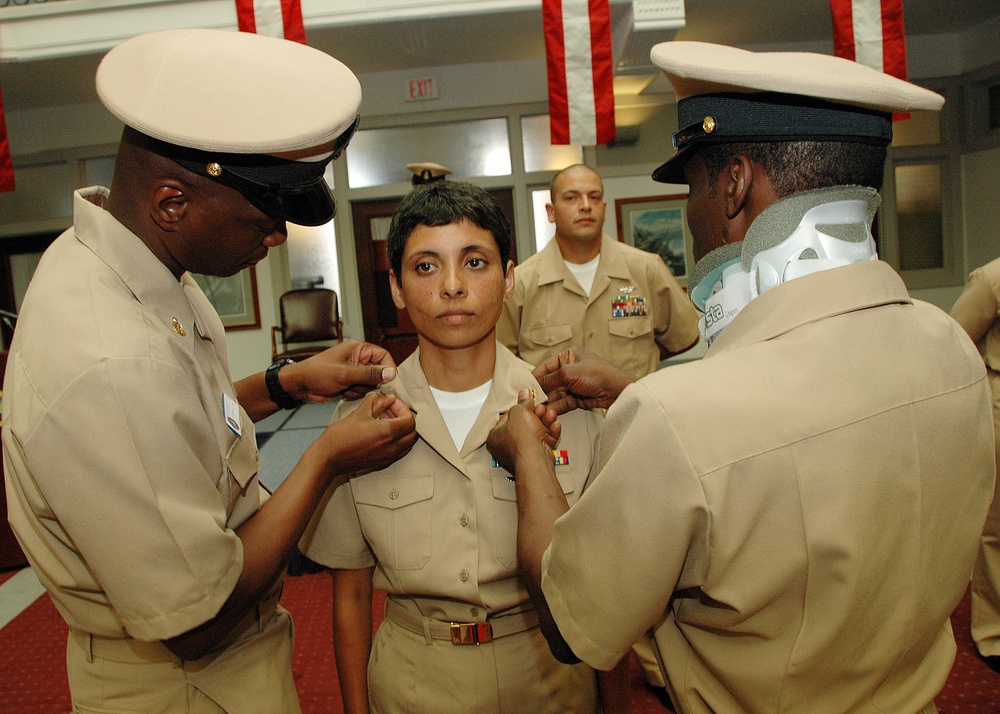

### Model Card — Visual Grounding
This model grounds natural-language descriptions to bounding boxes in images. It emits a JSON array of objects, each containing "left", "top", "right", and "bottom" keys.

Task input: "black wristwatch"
[{"left": 265, "top": 358, "right": 303, "bottom": 410}]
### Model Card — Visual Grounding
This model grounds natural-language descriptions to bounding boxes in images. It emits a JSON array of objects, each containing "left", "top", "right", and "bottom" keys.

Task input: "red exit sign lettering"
[{"left": 406, "top": 77, "right": 438, "bottom": 102}]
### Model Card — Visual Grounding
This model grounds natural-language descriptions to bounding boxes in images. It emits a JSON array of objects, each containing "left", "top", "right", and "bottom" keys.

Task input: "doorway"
[{"left": 351, "top": 188, "right": 516, "bottom": 366}]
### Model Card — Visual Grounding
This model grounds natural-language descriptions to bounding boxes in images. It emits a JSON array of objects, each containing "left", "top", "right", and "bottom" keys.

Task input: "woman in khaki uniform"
[{"left": 300, "top": 182, "right": 627, "bottom": 713}]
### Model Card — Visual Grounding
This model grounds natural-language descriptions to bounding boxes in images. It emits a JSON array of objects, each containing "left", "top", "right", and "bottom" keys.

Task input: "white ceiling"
[{"left": 2, "top": 0, "right": 999, "bottom": 114}]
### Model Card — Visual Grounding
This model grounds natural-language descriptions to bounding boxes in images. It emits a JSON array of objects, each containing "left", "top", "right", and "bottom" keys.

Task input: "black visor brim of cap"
[
  {"left": 652, "top": 144, "right": 695, "bottom": 185},
  {"left": 171, "top": 154, "right": 338, "bottom": 226},
  {"left": 236, "top": 176, "right": 338, "bottom": 227},
  {"left": 128, "top": 127, "right": 342, "bottom": 226}
]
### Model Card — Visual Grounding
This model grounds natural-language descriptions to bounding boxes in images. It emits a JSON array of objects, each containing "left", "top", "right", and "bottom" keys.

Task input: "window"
[
  {"left": 345, "top": 118, "right": 511, "bottom": 188},
  {"left": 879, "top": 80, "right": 962, "bottom": 289},
  {"left": 894, "top": 162, "right": 943, "bottom": 271},
  {"left": 521, "top": 115, "right": 583, "bottom": 173}
]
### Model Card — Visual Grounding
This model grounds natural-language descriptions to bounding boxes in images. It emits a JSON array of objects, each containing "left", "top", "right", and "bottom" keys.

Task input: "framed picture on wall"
[
  {"left": 191, "top": 266, "right": 261, "bottom": 331},
  {"left": 615, "top": 194, "right": 695, "bottom": 287}
]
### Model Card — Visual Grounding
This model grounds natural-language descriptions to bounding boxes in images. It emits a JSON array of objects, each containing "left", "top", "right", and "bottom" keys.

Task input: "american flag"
[
  {"left": 235, "top": 0, "right": 306, "bottom": 44},
  {"left": 544, "top": 0, "right": 616, "bottom": 146},
  {"left": 830, "top": 0, "right": 908, "bottom": 81}
]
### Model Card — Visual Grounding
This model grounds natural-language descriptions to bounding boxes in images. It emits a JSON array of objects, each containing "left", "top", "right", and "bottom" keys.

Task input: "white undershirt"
[
  {"left": 429, "top": 380, "right": 493, "bottom": 451},
  {"left": 564, "top": 254, "right": 600, "bottom": 296}
]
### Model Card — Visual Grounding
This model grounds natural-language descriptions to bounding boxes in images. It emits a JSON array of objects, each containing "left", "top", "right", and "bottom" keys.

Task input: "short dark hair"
[
  {"left": 700, "top": 140, "right": 887, "bottom": 198},
  {"left": 387, "top": 181, "right": 513, "bottom": 280}
]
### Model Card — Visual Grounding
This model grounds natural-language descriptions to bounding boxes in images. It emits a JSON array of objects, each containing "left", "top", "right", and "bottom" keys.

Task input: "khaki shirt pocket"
[
  {"left": 607, "top": 315, "right": 654, "bottom": 376},
  {"left": 223, "top": 427, "right": 261, "bottom": 529},
  {"left": 608, "top": 315, "right": 653, "bottom": 340},
  {"left": 489, "top": 469, "right": 575, "bottom": 568},
  {"left": 529, "top": 322, "right": 574, "bottom": 349},
  {"left": 352, "top": 474, "right": 434, "bottom": 571}
]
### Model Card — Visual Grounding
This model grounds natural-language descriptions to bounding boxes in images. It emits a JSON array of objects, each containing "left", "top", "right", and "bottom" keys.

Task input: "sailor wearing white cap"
[
  {"left": 2, "top": 28, "right": 416, "bottom": 713},
  {"left": 490, "top": 41, "right": 995, "bottom": 714}
]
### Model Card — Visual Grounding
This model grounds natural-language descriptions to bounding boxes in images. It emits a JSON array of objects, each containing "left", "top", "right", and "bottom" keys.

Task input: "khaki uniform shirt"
[
  {"left": 2, "top": 189, "right": 287, "bottom": 708},
  {"left": 950, "top": 257, "right": 1000, "bottom": 373},
  {"left": 541, "top": 261, "right": 994, "bottom": 713},
  {"left": 498, "top": 234, "right": 699, "bottom": 378},
  {"left": 949, "top": 257, "right": 1000, "bottom": 657},
  {"left": 301, "top": 343, "right": 601, "bottom": 624}
]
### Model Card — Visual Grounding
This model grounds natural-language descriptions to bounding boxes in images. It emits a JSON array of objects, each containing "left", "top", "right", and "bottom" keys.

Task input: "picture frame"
[
  {"left": 191, "top": 266, "right": 261, "bottom": 331},
  {"left": 615, "top": 194, "right": 694, "bottom": 287}
]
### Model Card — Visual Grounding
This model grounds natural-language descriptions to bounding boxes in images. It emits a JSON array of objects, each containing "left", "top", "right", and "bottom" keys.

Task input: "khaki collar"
[
  {"left": 72, "top": 187, "right": 202, "bottom": 351},
  {"left": 534, "top": 233, "right": 632, "bottom": 287},
  {"left": 382, "top": 344, "right": 544, "bottom": 475},
  {"left": 707, "top": 261, "right": 911, "bottom": 355}
]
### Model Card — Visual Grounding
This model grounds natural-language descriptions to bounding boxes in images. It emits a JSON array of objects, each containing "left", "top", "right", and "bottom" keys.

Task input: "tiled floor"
[{"left": 256, "top": 400, "right": 338, "bottom": 491}]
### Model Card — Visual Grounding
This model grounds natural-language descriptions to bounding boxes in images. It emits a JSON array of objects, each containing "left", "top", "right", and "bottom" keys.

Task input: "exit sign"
[{"left": 406, "top": 77, "right": 438, "bottom": 102}]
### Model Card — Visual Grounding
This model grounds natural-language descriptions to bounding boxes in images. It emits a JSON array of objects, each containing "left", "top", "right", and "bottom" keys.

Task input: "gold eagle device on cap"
[
  {"left": 648, "top": 41, "right": 944, "bottom": 185},
  {"left": 96, "top": 28, "right": 363, "bottom": 226}
]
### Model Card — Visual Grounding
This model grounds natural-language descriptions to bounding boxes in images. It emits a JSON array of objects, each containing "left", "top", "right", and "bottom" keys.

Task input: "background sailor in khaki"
[
  {"left": 300, "top": 181, "right": 618, "bottom": 713},
  {"left": 1, "top": 29, "right": 416, "bottom": 713},
  {"left": 489, "top": 41, "right": 994, "bottom": 714},
  {"left": 949, "top": 256, "right": 1000, "bottom": 670},
  {"left": 498, "top": 164, "right": 699, "bottom": 380}
]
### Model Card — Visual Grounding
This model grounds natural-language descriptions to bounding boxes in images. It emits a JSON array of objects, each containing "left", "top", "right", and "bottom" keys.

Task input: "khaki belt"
[
  {"left": 72, "top": 627, "right": 180, "bottom": 664},
  {"left": 74, "top": 584, "right": 282, "bottom": 664},
  {"left": 384, "top": 598, "right": 539, "bottom": 645}
]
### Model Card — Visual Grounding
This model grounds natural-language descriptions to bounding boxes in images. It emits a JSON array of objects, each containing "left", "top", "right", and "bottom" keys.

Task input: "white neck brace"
[{"left": 691, "top": 186, "right": 880, "bottom": 346}]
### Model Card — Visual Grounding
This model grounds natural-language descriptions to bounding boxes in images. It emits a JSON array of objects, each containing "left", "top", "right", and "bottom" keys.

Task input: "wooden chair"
[{"left": 270, "top": 288, "right": 343, "bottom": 362}]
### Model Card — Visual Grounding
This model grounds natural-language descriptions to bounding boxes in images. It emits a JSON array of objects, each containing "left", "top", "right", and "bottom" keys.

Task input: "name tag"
[{"left": 222, "top": 392, "right": 243, "bottom": 438}]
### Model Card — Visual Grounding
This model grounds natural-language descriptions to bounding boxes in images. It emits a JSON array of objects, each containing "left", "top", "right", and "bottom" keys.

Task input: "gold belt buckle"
[{"left": 449, "top": 621, "right": 493, "bottom": 645}]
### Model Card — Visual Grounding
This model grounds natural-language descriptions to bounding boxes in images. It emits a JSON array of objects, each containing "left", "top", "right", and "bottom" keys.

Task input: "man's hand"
[
  {"left": 285, "top": 340, "right": 397, "bottom": 403},
  {"left": 315, "top": 392, "right": 417, "bottom": 475},
  {"left": 532, "top": 346, "right": 635, "bottom": 415},
  {"left": 487, "top": 389, "right": 559, "bottom": 477}
]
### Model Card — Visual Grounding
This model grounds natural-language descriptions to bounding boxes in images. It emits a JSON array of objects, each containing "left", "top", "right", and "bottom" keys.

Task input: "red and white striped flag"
[
  {"left": 830, "top": 0, "right": 908, "bottom": 81},
  {"left": 544, "top": 0, "right": 616, "bottom": 146},
  {"left": 0, "top": 78, "right": 14, "bottom": 193},
  {"left": 235, "top": 0, "right": 306, "bottom": 44}
]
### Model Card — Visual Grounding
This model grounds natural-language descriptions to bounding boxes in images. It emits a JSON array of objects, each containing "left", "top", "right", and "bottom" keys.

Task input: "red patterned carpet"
[{"left": 1, "top": 568, "right": 998, "bottom": 713}]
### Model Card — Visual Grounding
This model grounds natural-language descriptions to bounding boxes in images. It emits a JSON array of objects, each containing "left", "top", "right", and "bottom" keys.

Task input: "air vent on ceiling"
[{"left": 613, "top": 0, "right": 686, "bottom": 76}]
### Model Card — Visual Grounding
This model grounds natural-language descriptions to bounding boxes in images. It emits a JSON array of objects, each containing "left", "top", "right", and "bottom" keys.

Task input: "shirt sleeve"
[
  {"left": 541, "top": 381, "right": 709, "bottom": 670},
  {"left": 21, "top": 357, "right": 243, "bottom": 642},
  {"left": 299, "top": 400, "right": 376, "bottom": 570},
  {"left": 497, "top": 275, "right": 524, "bottom": 357},
  {"left": 950, "top": 267, "right": 1000, "bottom": 345},
  {"left": 649, "top": 255, "right": 700, "bottom": 355}
]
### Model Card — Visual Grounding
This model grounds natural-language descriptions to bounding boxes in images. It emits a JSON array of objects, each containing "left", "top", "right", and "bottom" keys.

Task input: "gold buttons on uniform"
[
  {"left": 171, "top": 317, "right": 186, "bottom": 336},
  {"left": 206, "top": 162, "right": 223, "bottom": 177},
  {"left": 459, "top": 514, "right": 469, "bottom": 527},
  {"left": 389, "top": 489, "right": 399, "bottom": 500},
  {"left": 459, "top": 569, "right": 469, "bottom": 582},
  {"left": 703, "top": 116, "right": 717, "bottom": 134}
]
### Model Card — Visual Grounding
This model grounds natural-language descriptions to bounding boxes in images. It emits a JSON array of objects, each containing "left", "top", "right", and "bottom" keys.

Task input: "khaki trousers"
[{"left": 368, "top": 613, "right": 598, "bottom": 714}]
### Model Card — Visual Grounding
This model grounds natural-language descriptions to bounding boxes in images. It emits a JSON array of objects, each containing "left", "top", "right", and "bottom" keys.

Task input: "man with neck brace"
[{"left": 489, "top": 42, "right": 996, "bottom": 713}]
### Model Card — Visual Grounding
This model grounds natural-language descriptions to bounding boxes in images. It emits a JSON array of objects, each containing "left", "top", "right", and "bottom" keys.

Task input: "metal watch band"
[{"left": 265, "top": 358, "right": 302, "bottom": 410}]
